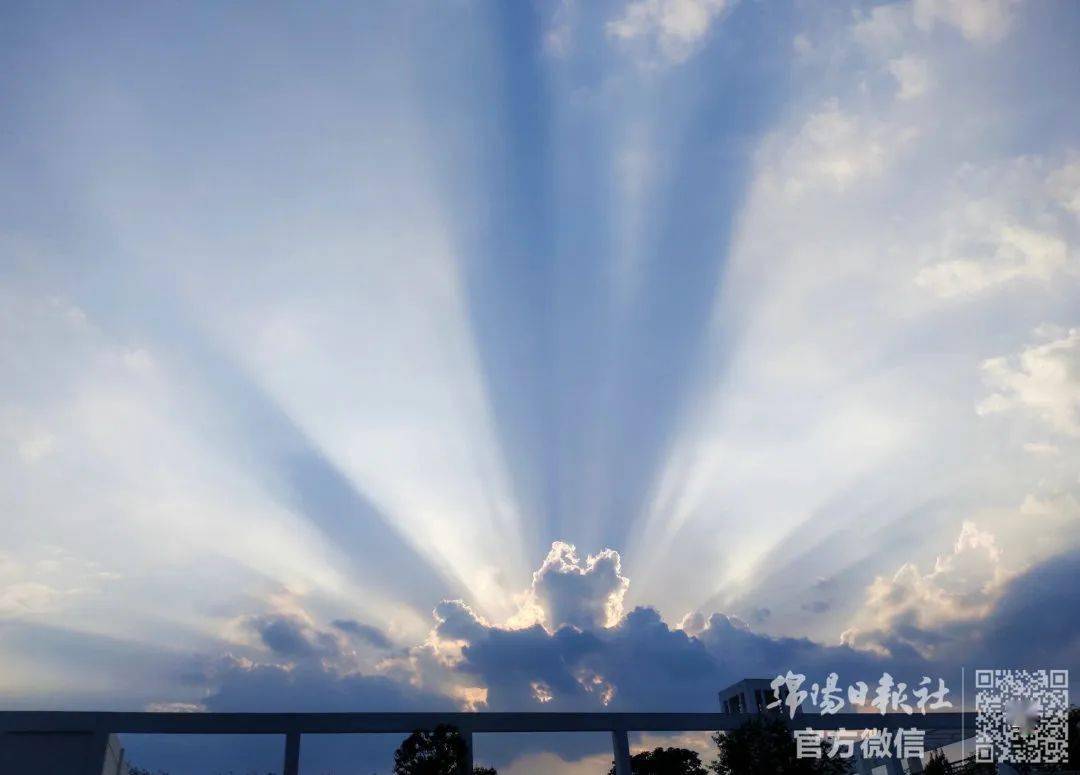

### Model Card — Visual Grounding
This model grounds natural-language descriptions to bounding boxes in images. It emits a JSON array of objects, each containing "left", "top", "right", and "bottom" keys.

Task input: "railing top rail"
[{"left": 0, "top": 710, "right": 974, "bottom": 735}]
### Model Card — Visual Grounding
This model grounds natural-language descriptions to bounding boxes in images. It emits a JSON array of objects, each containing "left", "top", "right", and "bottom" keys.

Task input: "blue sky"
[{"left": 1, "top": 0, "right": 1079, "bottom": 771}]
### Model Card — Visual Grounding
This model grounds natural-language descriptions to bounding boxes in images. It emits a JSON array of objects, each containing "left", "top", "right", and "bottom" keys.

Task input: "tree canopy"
[
  {"left": 607, "top": 745, "right": 709, "bottom": 775},
  {"left": 392, "top": 725, "right": 496, "bottom": 775},
  {"left": 711, "top": 716, "right": 850, "bottom": 775}
]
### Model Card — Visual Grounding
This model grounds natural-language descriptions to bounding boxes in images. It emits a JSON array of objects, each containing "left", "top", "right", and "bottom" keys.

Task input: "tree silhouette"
[
  {"left": 953, "top": 756, "right": 996, "bottom": 773},
  {"left": 1070, "top": 706, "right": 1080, "bottom": 771},
  {"left": 711, "top": 716, "right": 850, "bottom": 775},
  {"left": 923, "top": 750, "right": 954, "bottom": 775},
  {"left": 392, "top": 725, "right": 496, "bottom": 775},
  {"left": 607, "top": 746, "right": 709, "bottom": 774}
]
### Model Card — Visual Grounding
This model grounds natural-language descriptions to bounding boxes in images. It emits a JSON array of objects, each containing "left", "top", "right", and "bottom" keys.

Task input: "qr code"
[{"left": 975, "top": 669, "right": 1069, "bottom": 764}]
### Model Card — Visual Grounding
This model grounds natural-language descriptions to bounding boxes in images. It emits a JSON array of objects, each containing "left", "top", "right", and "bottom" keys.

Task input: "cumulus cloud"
[
  {"left": 4, "top": 7, "right": 1078, "bottom": 773},
  {"left": 1047, "top": 159, "right": 1080, "bottom": 216},
  {"left": 186, "top": 544, "right": 896, "bottom": 722},
  {"left": 850, "top": 3, "right": 911, "bottom": 53},
  {"left": 761, "top": 98, "right": 918, "bottom": 198},
  {"left": 125, "top": 540, "right": 1080, "bottom": 771},
  {"left": 915, "top": 158, "right": 1077, "bottom": 298},
  {"left": 912, "top": 0, "right": 1015, "bottom": 44},
  {"left": 202, "top": 656, "right": 449, "bottom": 713},
  {"left": 0, "top": 547, "right": 118, "bottom": 619},
  {"left": 247, "top": 614, "right": 341, "bottom": 660},
  {"left": 916, "top": 225, "right": 1070, "bottom": 298},
  {"left": 125, "top": 535, "right": 1080, "bottom": 771},
  {"left": 847, "top": 0, "right": 1010, "bottom": 126},
  {"left": 852, "top": 0, "right": 1014, "bottom": 55},
  {"left": 631, "top": 0, "right": 1077, "bottom": 634},
  {"left": 888, "top": 55, "right": 931, "bottom": 99},
  {"left": 509, "top": 541, "right": 631, "bottom": 632},
  {"left": 203, "top": 538, "right": 1079, "bottom": 714},
  {"left": 978, "top": 328, "right": 1080, "bottom": 436},
  {"left": 606, "top": 0, "right": 735, "bottom": 64},
  {"left": 677, "top": 610, "right": 708, "bottom": 636},
  {"left": 852, "top": 0, "right": 1014, "bottom": 50},
  {"left": 842, "top": 546, "right": 1080, "bottom": 674},
  {"left": 0, "top": 581, "right": 65, "bottom": 616},
  {"left": 331, "top": 618, "right": 394, "bottom": 650},
  {"left": 967, "top": 549, "right": 1080, "bottom": 668},
  {"left": 838, "top": 513, "right": 1080, "bottom": 669},
  {"left": 420, "top": 598, "right": 895, "bottom": 713},
  {"left": 842, "top": 521, "right": 1009, "bottom": 657},
  {"left": 542, "top": 0, "right": 577, "bottom": 57}
]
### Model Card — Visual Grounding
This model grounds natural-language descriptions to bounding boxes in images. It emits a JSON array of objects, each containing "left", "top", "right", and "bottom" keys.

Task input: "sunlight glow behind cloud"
[{"left": 0, "top": 6, "right": 1077, "bottom": 764}]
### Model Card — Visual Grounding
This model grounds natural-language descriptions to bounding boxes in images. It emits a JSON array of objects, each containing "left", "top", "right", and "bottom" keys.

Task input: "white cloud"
[
  {"left": 851, "top": 3, "right": 911, "bottom": 53},
  {"left": 8, "top": 529, "right": 1074, "bottom": 774},
  {"left": 978, "top": 328, "right": 1080, "bottom": 436},
  {"left": 194, "top": 534, "right": 1080, "bottom": 733},
  {"left": 628, "top": 2, "right": 1078, "bottom": 627},
  {"left": 888, "top": 55, "right": 931, "bottom": 99},
  {"left": 509, "top": 541, "right": 631, "bottom": 631},
  {"left": 916, "top": 224, "right": 1069, "bottom": 297},
  {"left": 544, "top": 0, "right": 576, "bottom": 57},
  {"left": 850, "top": 1, "right": 1008, "bottom": 110},
  {"left": 915, "top": 158, "right": 1077, "bottom": 298},
  {"left": 764, "top": 98, "right": 918, "bottom": 197},
  {"left": 606, "top": 0, "right": 735, "bottom": 64},
  {"left": 144, "top": 702, "right": 206, "bottom": 713},
  {"left": 913, "top": 0, "right": 1015, "bottom": 44},
  {"left": 1015, "top": 491, "right": 1080, "bottom": 556},
  {"left": 2, "top": 2, "right": 1078, "bottom": 740},
  {"left": 842, "top": 521, "right": 1007, "bottom": 655},
  {"left": 1047, "top": 159, "right": 1080, "bottom": 217},
  {"left": 853, "top": 0, "right": 1014, "bottom": 54},
  {"left": 0, "top": 581, "right": 65, "bottom": 616},
  {"left": 0, "top": 546, "right": 119, "bottom": 618},
  {"left": 677, "top": 610, "right": 708, "bottom": 637}
]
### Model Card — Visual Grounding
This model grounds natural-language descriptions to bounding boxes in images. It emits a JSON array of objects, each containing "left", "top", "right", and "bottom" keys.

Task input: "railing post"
[
  {"left": 611, "top": 729, "right": 632, "bottom": 775},
  {"left": 462, "top": 730, "right": 474, "bottom": 774},
  {"left": 283, "top": 731, "right": 300, "bottom": 775}
]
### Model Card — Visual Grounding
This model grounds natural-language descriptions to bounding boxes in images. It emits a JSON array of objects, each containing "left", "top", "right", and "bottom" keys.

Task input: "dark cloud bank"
[{"left": 124, "top": 545, "right": 1080, "bottom": 772}]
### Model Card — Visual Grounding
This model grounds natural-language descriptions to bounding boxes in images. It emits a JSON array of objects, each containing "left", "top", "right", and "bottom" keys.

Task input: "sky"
[{"left": 1, "top": 0, "right": 1078, "bottom": 772}]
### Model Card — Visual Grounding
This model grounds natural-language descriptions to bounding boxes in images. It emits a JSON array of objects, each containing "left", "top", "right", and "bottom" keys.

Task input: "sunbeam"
[{"left": 2, "top": 5, "right": 1079, "bottom": 772}]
